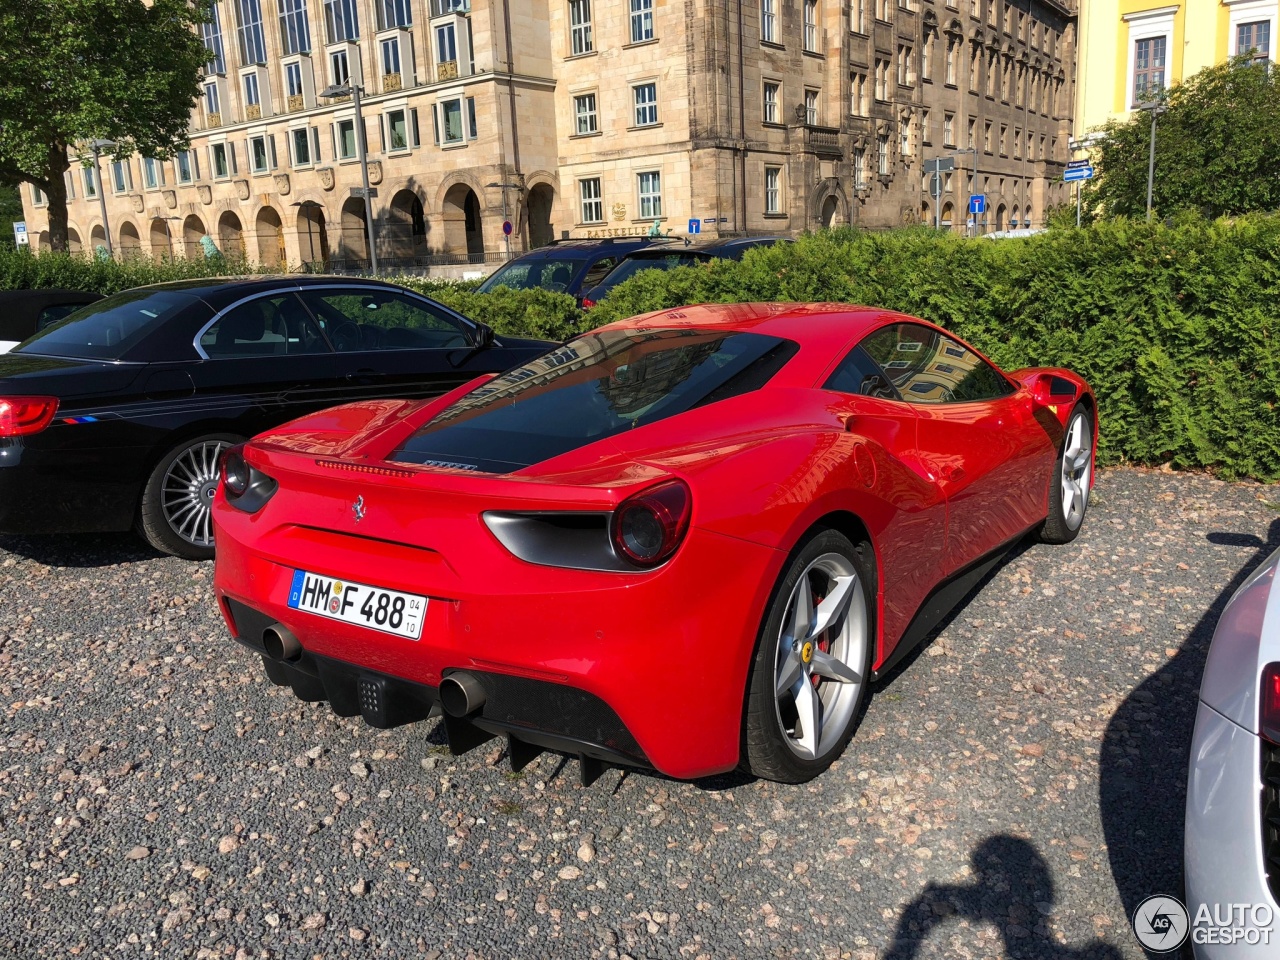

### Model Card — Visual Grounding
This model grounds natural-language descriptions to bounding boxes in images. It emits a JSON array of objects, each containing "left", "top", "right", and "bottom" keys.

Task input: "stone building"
[{"left": 21, "top": 0, "right": 1079, "bottom": 267}]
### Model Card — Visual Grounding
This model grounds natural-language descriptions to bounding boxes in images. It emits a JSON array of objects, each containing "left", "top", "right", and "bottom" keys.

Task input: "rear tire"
[
  {"left": 1039, "top": 403, "right": 1094, "bottom": 545},
  {"left": 743, "top": 529, "right": 876, "bottom": 783},
  {"left": 137, "top": 433, "right": 244, "bottom": 560}
]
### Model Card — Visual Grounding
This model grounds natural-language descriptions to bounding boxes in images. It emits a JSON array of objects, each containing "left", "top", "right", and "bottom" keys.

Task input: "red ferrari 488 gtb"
[{"left": 212, "top": 303, "right": 1095, "bottom": 783}]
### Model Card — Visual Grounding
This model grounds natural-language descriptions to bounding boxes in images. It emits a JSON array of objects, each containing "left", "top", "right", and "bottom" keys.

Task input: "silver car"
[{"left": 1185, "top": 547, "right": 1280, "bottom": 956}]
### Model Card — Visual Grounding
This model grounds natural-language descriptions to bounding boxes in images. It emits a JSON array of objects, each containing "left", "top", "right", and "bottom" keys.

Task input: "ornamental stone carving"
[
  {"left": 234, "top": 179, "right": 250, "bottom": 200},
  {"left": 274, "top": 174, "right": 291, "bottom": 196},
  {"left": 318, "top": 167, "right": 335, "bottom": 191}
]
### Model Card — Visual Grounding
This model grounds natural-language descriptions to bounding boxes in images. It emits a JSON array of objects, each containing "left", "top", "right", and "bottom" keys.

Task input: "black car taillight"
[
  {"left": 611, "top": 480, "right": 691, "bottom": 568},
  {"left": 0, "top": 396, "right": 59, "bottom": 437},
  {"left": 219, "top": 444, "right": 277, "bottom": 513}
]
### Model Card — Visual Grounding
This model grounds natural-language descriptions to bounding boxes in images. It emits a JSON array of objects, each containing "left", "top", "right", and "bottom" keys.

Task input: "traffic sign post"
[
  {"left": 968, "top": 195, "right": 986, "bottom": 215},
  {"left": 12, "top": 222, "right": 27, "bottom": 247},
  {"left": 1062, "top": 166, "right": 1094, "bottom": 183},
  {"left": 502, "top": 220, "right": 513, "bottom": 236},
  {"left": 688, "top": 218, "right": 701, "bottom": 235}
]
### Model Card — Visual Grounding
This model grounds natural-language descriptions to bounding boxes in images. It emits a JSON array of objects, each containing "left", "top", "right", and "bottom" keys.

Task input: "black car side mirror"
[{"left": 475, "top": 323, "right": 495, "bottom": 348}]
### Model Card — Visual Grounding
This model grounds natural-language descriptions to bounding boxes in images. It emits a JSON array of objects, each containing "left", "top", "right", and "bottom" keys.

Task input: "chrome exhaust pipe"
[
  {"left": 439, "top": 672, "right": 486, "bottom": 718},
  {"left": 262, "top": 623, "right": 302, "bottom": 663}
]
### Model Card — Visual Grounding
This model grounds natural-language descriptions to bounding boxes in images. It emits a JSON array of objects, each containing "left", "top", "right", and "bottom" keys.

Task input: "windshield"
[
  {"left": 592, "top": 254, "right": 708, "bottom": 294},
  {"left": 391, "top": 329, "right": 796, "bottom": 473},
  {"left": 478, "top": 258, "right": 583, "bottom": 293},
  {"left": 15, "top": 289, "right": 197, "bottom": 360}
]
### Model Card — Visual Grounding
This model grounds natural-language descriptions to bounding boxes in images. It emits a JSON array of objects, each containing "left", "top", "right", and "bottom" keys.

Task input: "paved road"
[{"left": 2, "top": 468, "right": 1277, "bottom": 959}]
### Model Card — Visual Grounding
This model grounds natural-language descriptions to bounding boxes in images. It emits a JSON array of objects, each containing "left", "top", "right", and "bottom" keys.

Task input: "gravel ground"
[{"left": 2, "top": 466, "right": 1278, "bottom": 960}]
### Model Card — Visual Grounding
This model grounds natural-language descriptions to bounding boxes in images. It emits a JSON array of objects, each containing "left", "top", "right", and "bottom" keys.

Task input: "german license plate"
[{"left": 287, "top": 570, "right": 426, "bottom": 640}]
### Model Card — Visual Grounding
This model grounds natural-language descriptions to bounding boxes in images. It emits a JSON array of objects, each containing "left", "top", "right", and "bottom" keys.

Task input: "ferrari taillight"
[
  {"left": 0, "top": 396, "right": 59, "bottom": 437},
  {"left": 1262, "top": 663, "right": 1280, "bottom": 745},
  {"left": 581, "top": 298, "right": 597, "bottom": 309},
  {"left": 611, "top": 480, "right": 691, "bottom": 568}
]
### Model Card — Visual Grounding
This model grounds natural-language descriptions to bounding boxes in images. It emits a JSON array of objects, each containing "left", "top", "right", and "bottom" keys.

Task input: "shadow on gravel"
[
  {"left": 0, "top": 532, "right": 162, "bottom": 568},
  {"left": 1098, "top": 517, "right": 1280, "bottom": 949},
  {"left": 882, "top": 834, "right": 1123, "bottom": 959}
]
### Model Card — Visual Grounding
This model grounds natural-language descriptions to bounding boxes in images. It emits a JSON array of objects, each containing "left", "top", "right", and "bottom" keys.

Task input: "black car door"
[
  {"left": 295, "top": 286, "right": 483, "bottom": 402},
  {"left": 187, "top": 290, "right": 347, "bottom": 435}
]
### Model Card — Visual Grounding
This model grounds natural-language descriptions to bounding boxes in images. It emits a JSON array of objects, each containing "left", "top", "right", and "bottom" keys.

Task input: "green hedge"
[
  {"left": 586, "top": 218, "right": 1280, "bottom": 481},
  {"left": 6, "top": 218, "right": 1280, "bottom": 480}
]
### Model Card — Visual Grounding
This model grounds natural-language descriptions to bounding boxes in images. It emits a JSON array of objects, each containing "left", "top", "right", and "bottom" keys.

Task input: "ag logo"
[{"left": 1132, "top": 895, "right": 1189, "bottom": 952}]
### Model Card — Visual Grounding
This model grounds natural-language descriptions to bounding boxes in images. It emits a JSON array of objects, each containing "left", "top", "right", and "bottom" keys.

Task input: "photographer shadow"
[{"left": 882, "top": 834, "right": 1123, "bottom": 959}]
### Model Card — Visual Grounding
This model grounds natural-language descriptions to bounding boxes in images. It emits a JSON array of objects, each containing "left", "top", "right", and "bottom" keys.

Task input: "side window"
[
  {"left": 201, "top": 294, "right": 329, "bottom": 358},
  {"left": 580, "top": 257, "right": 618, "bottom": 288},
  {"left": 824, "top": 345, "right": 899, "bottom": 399},
  {"left": 859, "top": 322, "right": 1013, "bottom": 403},
  {"left": 36, "top": 304, "right": 85, "bottom": 330},
  {"left": 298, "top": 289, "right": 472, "bottom": 352}
]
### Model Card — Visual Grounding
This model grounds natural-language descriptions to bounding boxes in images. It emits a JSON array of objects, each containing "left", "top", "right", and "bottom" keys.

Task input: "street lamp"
[
  {"left": 485, "top": 180, "right": 522, "bottom": 262},
  {"left": 319, "top": 82, "right": 378, "bottom": 274},
  {"left": 1136, "top": 99, "right": 1168, "bottom": 223},
  {"left": 951, "top": 147, "right": 979, "bottom": 237},
  {"left": 87, "top": 139, "right": 116, "bottom": 257}
]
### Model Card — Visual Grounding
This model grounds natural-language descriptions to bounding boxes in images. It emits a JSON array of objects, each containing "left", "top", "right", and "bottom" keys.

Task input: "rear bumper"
[
  {"left": 1185, "top": 700, "right": 1279, "bottom": 958},
  {"left": 212, "top": 501, "right": 784, "bottom": 780},
  {"left": 0, "top": 438, "right": 142, "bottom": 535}
]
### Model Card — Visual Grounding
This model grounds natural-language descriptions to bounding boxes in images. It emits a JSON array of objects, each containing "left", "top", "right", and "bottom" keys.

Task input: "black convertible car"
[{"left": 0, "top": 276, "right": 552, "bottom": 559}]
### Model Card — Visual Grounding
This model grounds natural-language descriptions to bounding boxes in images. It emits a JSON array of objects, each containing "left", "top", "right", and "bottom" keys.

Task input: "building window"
[
  {"left": 945, "top": 38, "right": 957, "bottom": 85},
  {"left": 877, "top": 0, "right": 890, "bottom": 22},
  {"left": 804, "top": 88, "right": 818, "bottom": 125},
  {"left": 324, "top": 0, "right": 359, "bottom": 43},
  {"left": 803, "top": 0, "right": 818, "bottom": 52},
  {"left": 761, "top": 0, "right": 777, "bottom": 42},
  {"left": 111, "top": 160, "right": 130, "bottom": 193},
  {"left": 765, "top": 166, "right": 782, "bottom": 213},
  {"left": 142, "top": 158, "right": 164, "bottom": 189},
  {"left": 897, "top": 44, "right": 912, "bottom": 86},
  {"left": 851, "top": 72, "right": 867, "bottom": 115},
  {"left": 83, "top": 167, "right": 98, "bottom": 198},
  {"left": 291, "top": 127, "right": 313, "bottom": 165},
  {"left": 279, "top": 0, "right": 311, "bottom": 54},
  {"left": 569, "top": 0, "right": 593, "bottom": 55},
  {"left": 243, "top": 72, "right": 261, "bottom": 110},
  {"left": 900, "top": 113, "right": 913, "bottom": 155},
  {"left": 337, "top": 117, "right": 358, "bottom": 157},
  {"left": 32, "top": 184, "right": 46, "bottom": 205},
  {"left": 1238, "top": 20, "right": 1270, "bottom": 60},
  {"left": 1013, "top": 125, "right": 1021, "bottom": 158},
  {"left": 967, "top": 116, "right": 976, "bottom": 148},
  {"left": 637, "top": 171, "right": 662, "bottom": 218},
  {"left": 877, "top": 134, "right": 889, "bottom": 175},
  {"left": 874, "top": 58, "right": 889, "bottom": 100},
  {"left": 386, "top": 109, "right": 409, "bottom": 150},
  {"left": 983, "top": 119, "right": 992, "bottom": 152},
  {"left": 380, "top": 0, "right": 412, "bottom": 28},
  {"left": 943, "top": 112, "right": 954, "bottom": 145},
  {"left": 580, "top": 178, "right": 603, "bottom": 223},
  {"left": 921, "top": 32, "right": 934, "bottom": 81},
  {"left": 467, "top": 96, "right": 477, "bottom": 138},
  {"left": 211, "top": 143, "right": 230, "bottom": 178},
  {"left": 441, "top": 98, "right": 464, "bottom": 143},
  {"left": 330, "top": 48, "right": 350, "bottom": 86},
  {"left": 634, "top": 82, "right": 659, "bottom": 126},
  {"left": 435, "top": 22, "right": 457, "bottom": 67},
  {"left": 921, "top": 107, "right": 931, "bottom": 144},
  {"left": 202, "top": 3, "right": 227, "bottom": 73},
  {"left": 285, "top": 61, "right": 304, "bottom": 99},
  {"left": 852, "top": 147, "right": 866, "bottom": 188},
  {"left": 204, "top": 82, "right": 221, "bottom": 118},
  {"left": 999, "top": 123, "right": 1007, "bottom": 155},
  {"left": 1133, "top": 36, "right": 1166, "bottom": 104},
  {"left": 574, "top": 92, "right": 598, "bottom": 134},
  {"left": 175, "top": 150, "right": 196, "bottom": 183},
  {"left": 629, "top": 0, "right": 654, "bottom": 43},
  {"left": 969, "top": 45, "right": 980, "bottom": 90},
  {"left": 250, "top": 135, "right": 271, "bottom": 173},
  {"left": 381, "top": 36, "right": 401, "bottom": 76},
  {"left": 763, "top": 80, "right": 779, "bottom": 122},
  {"left": 236, "top": 0, "right": 267, "bottom": 64}
]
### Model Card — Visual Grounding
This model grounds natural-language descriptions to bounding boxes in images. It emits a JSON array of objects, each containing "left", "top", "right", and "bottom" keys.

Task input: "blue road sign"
[
  {"left": 968, "top": 195, "right": 986, "bottom": 215},
  {"left": 688, "top": 218, "right": 701, "bottom": 234},
  {"left": 1063, "top": 166, "right": 1095, "bottom": 183}
]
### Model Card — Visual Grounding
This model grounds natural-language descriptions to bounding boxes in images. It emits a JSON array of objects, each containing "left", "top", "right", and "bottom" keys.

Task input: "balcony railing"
[
  {"left": 436, "top": 60, "right": 458, "bottom": 81},
  {"left": 803, "top": 125, "right": 842, "bottom": 157},
  {"left": 383, "top": 72, "right": 402, "bottom": 92},
  {"left": 246, "top": 104, "right": 262, "bottom": 120},
  {"left": 287, "top": 93, "right": 305, "bottom": 111},
  {"left": 206, "top": 112, "right": 222, "bottom": 127}
]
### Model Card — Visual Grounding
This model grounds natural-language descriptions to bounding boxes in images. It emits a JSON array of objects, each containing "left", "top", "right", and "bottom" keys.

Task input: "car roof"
[
  {"left": 0, "top": 289, "right": 102, "bottom": 303},
  {"left": 499, "top": 238, "right": 682, "bottom": 261},
  {"left": 116, "top": 274, "right": 430, "bottom": 310},
  {"left": 596, "top": 302, "right": 903, "bottom": 350},
  {"left": 622, "top": 236, "right": 789, "bottom": 257}
]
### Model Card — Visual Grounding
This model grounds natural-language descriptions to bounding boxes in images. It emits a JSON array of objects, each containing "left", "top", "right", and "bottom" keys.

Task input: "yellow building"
[{"left": 1076, "top": 0, "right": 1275, "bottom": 136}]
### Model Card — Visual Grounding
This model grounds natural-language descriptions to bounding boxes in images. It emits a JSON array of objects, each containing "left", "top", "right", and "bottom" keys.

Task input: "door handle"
[
  {"left": 345, "top": 368, "right": 386, "bottom": 383},
  {"left": 943, "top": 465, "right": 965, "bottom": 482}
]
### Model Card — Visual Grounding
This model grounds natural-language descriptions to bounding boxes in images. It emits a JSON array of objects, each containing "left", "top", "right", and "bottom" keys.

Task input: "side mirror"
[
  {"left": 475, "top": 323, "right": 495, "bottom": 348},
  {"left": 1032, "top": 373, "right": 1077, "bottom": 406}
]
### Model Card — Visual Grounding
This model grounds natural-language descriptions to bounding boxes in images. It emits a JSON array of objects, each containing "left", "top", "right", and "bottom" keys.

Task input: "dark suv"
[
  {"left": 476, "top": 238, "right": 678, "bottom": 302},
  {"left": 580, "top": 236, "right": 790, "bottom": 307}
]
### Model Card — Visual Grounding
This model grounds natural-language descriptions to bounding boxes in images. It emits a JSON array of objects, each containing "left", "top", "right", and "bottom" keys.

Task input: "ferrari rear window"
[{"left": 391, "top": 329, "right": 796, "bottom": 473}]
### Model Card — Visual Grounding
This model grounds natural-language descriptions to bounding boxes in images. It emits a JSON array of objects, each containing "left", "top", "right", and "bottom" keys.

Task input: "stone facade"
[{"left": 22, "top": 0, "right": 1079, "bottom": 267}]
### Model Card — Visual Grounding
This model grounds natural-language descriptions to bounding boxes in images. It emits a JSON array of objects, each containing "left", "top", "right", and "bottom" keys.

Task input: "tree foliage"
[
  {"left": 0, "top": 0, "right": 212, "bottom": 251},
  {"left": 1090, "top": 57, "right": 1280, "bottom": 220}
]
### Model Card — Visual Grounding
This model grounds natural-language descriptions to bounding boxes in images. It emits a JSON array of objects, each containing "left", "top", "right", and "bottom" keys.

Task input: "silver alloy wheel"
[
  {"left": 161, "top": 439, "right": 230, "bottom": 547},
  {"left": 772, "top": 552, "right": 868, "bottom": 760},
  {"left": 1060, "top": 413, "right": 1093, "bottom": 531}
]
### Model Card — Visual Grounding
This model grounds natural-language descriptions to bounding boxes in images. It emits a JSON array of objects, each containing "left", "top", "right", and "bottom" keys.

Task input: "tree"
[
  {"left": 1090, "top": 57, "right": 1280, "bottom": 220},
  {"left": 0, "top": 0, "right": 211, "bottom": 252}
]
